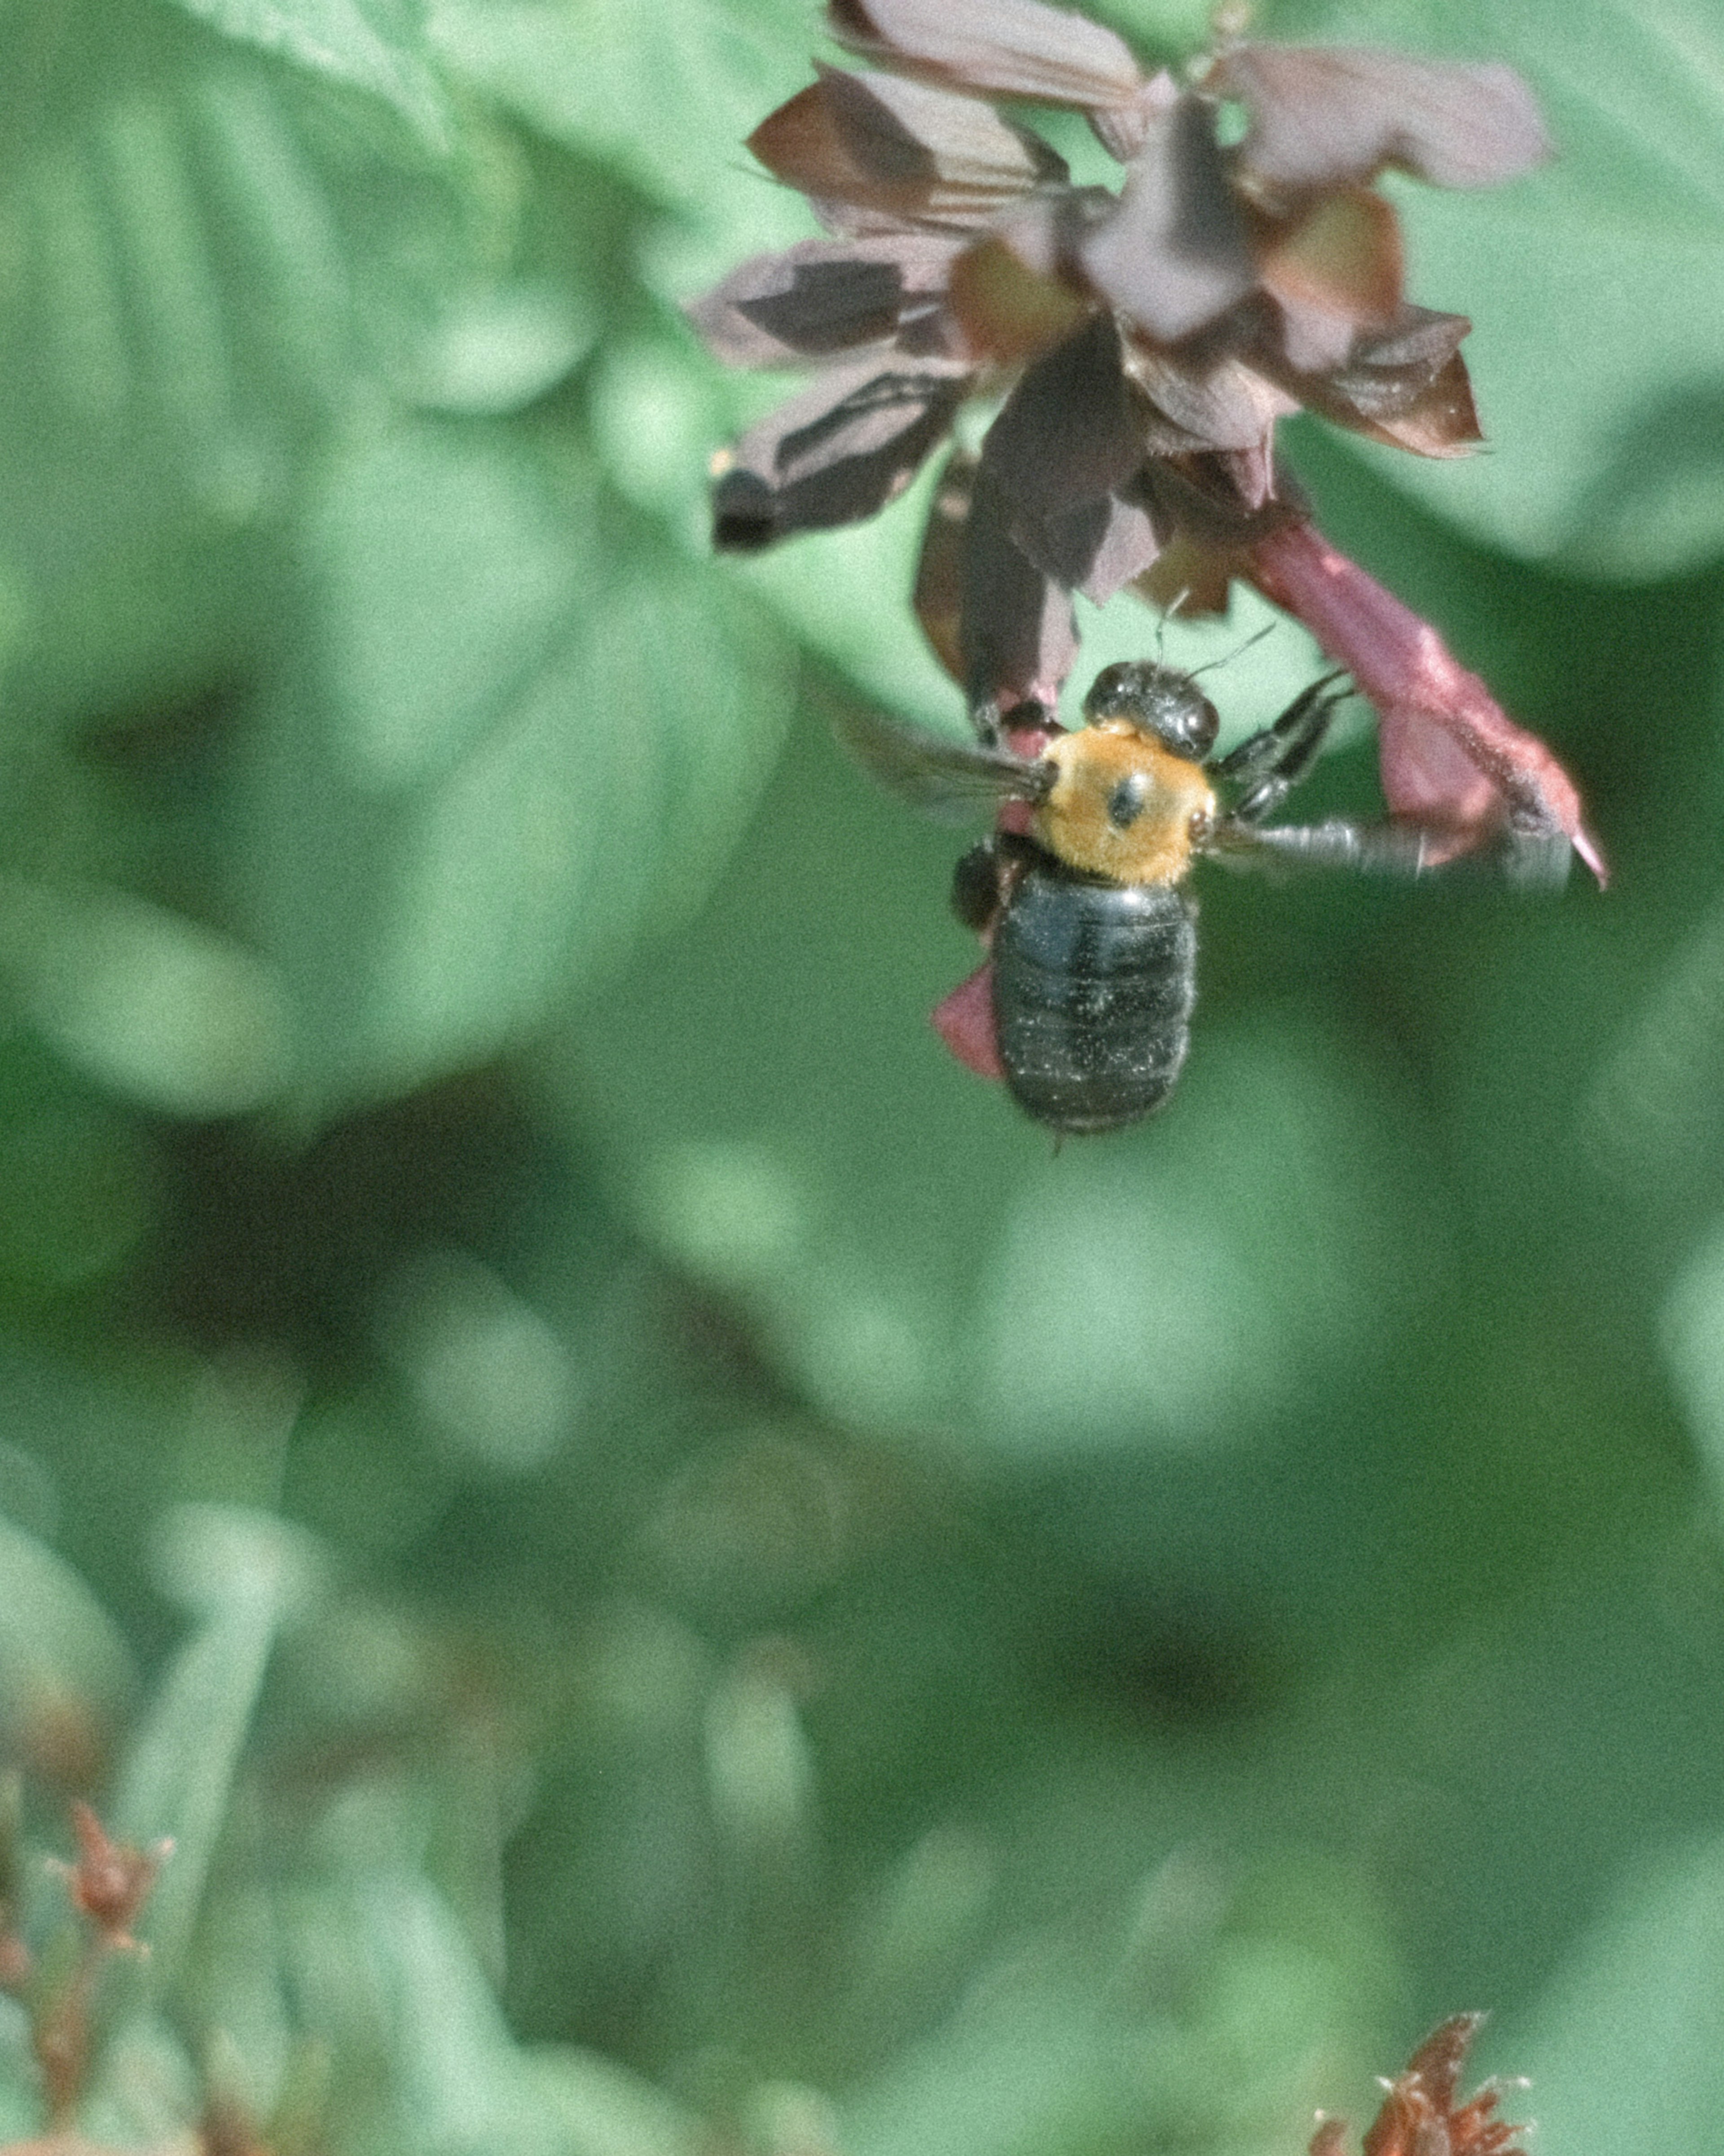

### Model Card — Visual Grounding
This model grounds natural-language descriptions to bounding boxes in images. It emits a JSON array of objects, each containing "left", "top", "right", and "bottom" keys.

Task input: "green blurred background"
[{"left": 0, "top": 0, "right": 1722, "bottom": 2150}]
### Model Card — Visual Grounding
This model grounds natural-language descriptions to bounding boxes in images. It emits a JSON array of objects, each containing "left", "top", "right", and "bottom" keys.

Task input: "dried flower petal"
[
  {"left": 913, "top": 450, "right": 972, "bottom": 681},
  {"left": 687, "top": 236, "right": 967, "bottom": 366},
  {"left": 1259, "top": 307, "right": 1480, "bottom": 454},
  {"left": 829, "top": 0, "right": 1146, "bottom": 110},
  {"left": 1254, "top": 186, "right": 1405, "bottom": 360},
  {"left": 712, "top": 357, "right": 971, "bottom": 548},
  {"left": 1315, "top": 2016, "right": 1531, "bottom": 2156},
  {"left": 982, "top": 313, "right": 1148, "bottom": 542},
  {"left": 750, "top": 68, "right": 1066, "bottom": 229},
  {"left": 65, "top": 1802, "right": 167, "bottom": 1952},
  {"left": 1126, "top": 335, "right": 1297, "bottom": 452},
  {"left": 947, "top": 190, "right": 1111, "bottom": 360},
  {"left": 1214, "top": 45, "right": 1552, "bottom": 201},
  {"left": 1081, "top": 95, "right": 1258, "bottom": 342},
  {"left": 959, "top": 460, "right": 1078, "bottom": 702}
]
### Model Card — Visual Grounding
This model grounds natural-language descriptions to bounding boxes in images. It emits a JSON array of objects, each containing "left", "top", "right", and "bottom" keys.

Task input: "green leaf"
[
  {"left": 429, "top": 0, "right": 818, "bottom": 256},
  {"left": 112, "top": 1505, "right": 322, "bottom": 1986},
  {"left": 0, "top": 0, "right": 595, "bottom": 727},
  {"left": 0, "top": 879, "right": 294, "bottom": 1118},
  {"left": 0, "top": 1512, "right": 134, "bottom": 1731},
  {"left": 1660, "top": 1218, "right": 1724, "bottom": 1512},
  {"left": 525, "top": 2048, "right": 704, "bottom": 2156},
  {"left": 360, "top": 1872, "right": 565, "bottom": 2156},
  {"left": 1260, "top": 0, "right": 1724, "bottom": 576},
  {"left": 1502, "top": 1834, "right": 1724, "bottom": 2156},
  {"left": 245, "top": 424, "right": 792, "bottom": 1112},
  {"left": 305, "top": 424, "right": 593, "bottom": 789},
  {"left": 160, "top": 0, "right": 456, "bottom": 147}
]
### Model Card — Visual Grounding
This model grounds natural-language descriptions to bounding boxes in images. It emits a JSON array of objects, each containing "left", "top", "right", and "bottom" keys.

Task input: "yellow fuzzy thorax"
[{"left": 1034, "top": 720, "right": 1215, "bottom": 886}]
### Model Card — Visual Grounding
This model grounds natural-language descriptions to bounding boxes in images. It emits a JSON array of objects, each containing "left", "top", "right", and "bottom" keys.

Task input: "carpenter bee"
[{"left": 842, "top": 662, "right": 1538, "bottom": 1136}]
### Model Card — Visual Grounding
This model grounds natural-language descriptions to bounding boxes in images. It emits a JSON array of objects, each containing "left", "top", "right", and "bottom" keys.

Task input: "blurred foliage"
[{"left": 0, "top": 0, "right": 1720, "bottom": 2153}]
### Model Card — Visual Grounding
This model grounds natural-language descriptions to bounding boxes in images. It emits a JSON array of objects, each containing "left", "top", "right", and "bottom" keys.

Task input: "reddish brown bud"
[
  {"left": 64, "top": 1801, "right": 169, "bottom": 1952},
  {"left": 1315, "top": 2014, "right": 1530, "bottom": 2156}
]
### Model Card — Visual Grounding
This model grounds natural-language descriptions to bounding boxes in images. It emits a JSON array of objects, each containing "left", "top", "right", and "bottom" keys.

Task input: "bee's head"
[{"left": 1082, "top": 663, "right": 1220, "bottom": 763}]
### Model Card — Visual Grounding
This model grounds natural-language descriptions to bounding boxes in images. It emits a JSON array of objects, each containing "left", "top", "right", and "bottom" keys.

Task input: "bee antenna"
[{"left": 1188, "top": 621, "right": 1275, "bottom": 681}]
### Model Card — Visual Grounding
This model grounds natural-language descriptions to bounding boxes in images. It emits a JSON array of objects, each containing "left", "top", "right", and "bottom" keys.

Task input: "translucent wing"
[{"left": 835, "top": 700, "right": 1054, "bottom": 815}]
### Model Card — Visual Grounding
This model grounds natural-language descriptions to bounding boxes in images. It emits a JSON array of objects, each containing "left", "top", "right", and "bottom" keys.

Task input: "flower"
[{"left": 688, "top": 0, "right": 1601, "bottom": 882}]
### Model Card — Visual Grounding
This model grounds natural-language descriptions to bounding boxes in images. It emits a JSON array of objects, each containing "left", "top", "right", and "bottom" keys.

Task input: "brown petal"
[
  {"left": 978, "top": 317, "right": 1169, "bottom": 599},
  {"left": 1125, "top": 335, "right": 1298, "bottom": 451},
  {"left": 712, "top": 358, "right": 970, "bottom": 549},
  {"left": 1130, "top": 452, "right": 1310, "bottom": 611},
  {"left": 1261, "top": 307, "right": 1482, "bottom": 455},
  {"left": 914, "top": 449, "right": 973, "bottom": 683},
  {"left": 1060, "top": 486, "right": 1166, "bottom": 602},
  {"left": 1254, "top": 186, "right": 1404, "bottom": 357},
  {"left": 960, "top": 461, "right": 1079, "bottom": 704},
  {"left": 1247, "top": 519, "right": 1605, "bottom": 882},
  {"left": 946, "top": 191, "right": 1110, "bottom": 361},
  {"left": 948, "top": 241, "right": 1089, "bottom": 363},
  {"left": 1214, "top": 45, "right": 1551, "bottom": 201},
  {"left": 982, "top": 312, "right": 1145, "bottom": 521},
  {"left": 1079, "top": 94, "right": 1258, "bottom": 342},
  {"left": 750, "top": 68, "right": 1066, "bottom": 229},
  {"left": 687, "top": 236, "right": 968, "bottom": 366},
  {"left": 828, "top": 0, "right": 1145, "bottom": 110}
]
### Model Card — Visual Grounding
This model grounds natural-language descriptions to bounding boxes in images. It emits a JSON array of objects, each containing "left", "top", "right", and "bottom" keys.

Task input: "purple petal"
[
  {"left": 1124, "top": 336, "right": 1298, "bottom": 451},
  {"left": 981, "top": 312, "right": 1144, "bottom": 522},
  {"left": 1248, "top": 520, "right": 1604, "bottom": 882},
  {"left": 686, "top": 236, "right": 966, "bottom": 366},
  {"left": 1253, "top": 305, "right": 1482, "bottom": 455},
  {"left": 1052, "top": 486, "right": 1166, "bottom": 603},
  {"left": 1079, "top": 95, "right": 1257, "bottom": 342},
  {"left": 959, "top": 462, "right": 1078, "bottom": 704},
  {"left": 1213, "top": 46, "right": 1551, "bottom": 197},
  {"left": 712, "top": 358, "right": 971, "bottom": 549},
  {"left": 750, "top": 68, "right": 1066, "bottom": 229},
  {"left": 827, "top": 0, "right": 1144, "bottom": 109}
]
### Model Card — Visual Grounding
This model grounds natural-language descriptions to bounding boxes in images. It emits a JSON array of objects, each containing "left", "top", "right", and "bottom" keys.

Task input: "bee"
[{"left": 841, "top": 661, "right": 1552, "bottom": 1136}]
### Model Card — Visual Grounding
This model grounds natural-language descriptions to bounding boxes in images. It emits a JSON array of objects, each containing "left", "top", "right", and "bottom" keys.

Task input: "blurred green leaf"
[
  {"left": 361, "top": 1872, "right": 564, "bottom": 2156},
  {"left": 428, "top": 0, "right": 817, "bottom": 255},
  {"left": 1261, "top": 0, "right": 1724, "bottom": 576},
  {"left": 525, "top": 2047, "right": 704, "bottom": 2156},
  {"left": 305, "top": 424, "right": 592, "bottom": 791},
  {"left": 114, "top": 1505, "right": 321, "bottom": 1985},
  {"left": 161, "top": 0, "right": 456, "bottom": 146},
  {"left": 1502, "top": 1834, "right": 1724, "bottom": 2156},
  {"left": 0, "top": 878, "right": 293, "bottom": 1118},
  {"left": 1659, "top": 1218, "right": 1724, "bottom": 1506},
  {"left": 246, "top": 432, "right": 791, "bottom": 1111},
  {"left": 0, "top": 0, "right": 594, "bottom": 727},
  {"left": 0, "top": 1512, "right": 134, "bottom": 1734}
]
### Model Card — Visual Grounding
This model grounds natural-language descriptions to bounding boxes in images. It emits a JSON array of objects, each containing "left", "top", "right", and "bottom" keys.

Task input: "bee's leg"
[
  {"left": 1207, "top": 671, "right": 1351, "bottom": 824},
  {"left": 950, "top": 831, "right": 1041, "bottom": 935},
  {"left": 1224, "top": 815, "right": 1432, "bottom": 874},
  {"left": 1220, "top": 815, "right": 1572, "bottom": 889},
  {"left": 951, "top": 842, "right": 1003, "bottom": 933}
]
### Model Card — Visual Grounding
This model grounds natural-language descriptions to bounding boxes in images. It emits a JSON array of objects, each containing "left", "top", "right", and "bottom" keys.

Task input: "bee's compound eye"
[
  {"left": 1084, "top": 662, "right": 1219, "bottom": 760},
  {"left": 1108, "top": 772, "right": 1150, "bottom": 829}
]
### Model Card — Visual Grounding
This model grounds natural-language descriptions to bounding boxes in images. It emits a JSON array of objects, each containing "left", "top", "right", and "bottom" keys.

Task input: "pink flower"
[{"left": 689, "top": 0, "right": 1600, "bottom": 880}]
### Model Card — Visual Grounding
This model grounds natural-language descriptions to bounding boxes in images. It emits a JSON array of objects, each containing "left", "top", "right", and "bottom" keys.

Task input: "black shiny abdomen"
[{"left": 991, "top": 856, "right": 1197, "bottom": 1134}]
